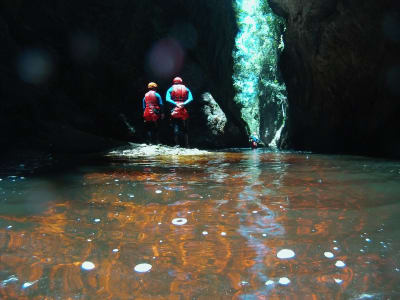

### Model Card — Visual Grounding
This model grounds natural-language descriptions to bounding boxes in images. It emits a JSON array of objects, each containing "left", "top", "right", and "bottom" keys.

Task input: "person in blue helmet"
[
  {"left": 249, "top": 132, "right": 260, "bottom": 149},
  {"left": 143, "top": 82, "right": 164, "bottom": 144},
  {"left": 165, "top": 76, "right": 193, "bottom": 147}
]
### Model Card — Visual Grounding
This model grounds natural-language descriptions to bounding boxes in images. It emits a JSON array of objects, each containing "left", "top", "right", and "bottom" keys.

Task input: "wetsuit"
[
  {"left": 166, "top": 84, "right": 193, "bottom": 146},
  {"left": 142, "top": 91, "right": 164, "bottom": 144},
  {"left": 249, "top": 135, "right": 260, "bottom": 149}
]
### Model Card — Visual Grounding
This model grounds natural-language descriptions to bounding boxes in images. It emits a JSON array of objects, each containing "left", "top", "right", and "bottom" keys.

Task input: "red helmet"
[{"left": 173, "top": 77, "right": 183, "bottom": 84}]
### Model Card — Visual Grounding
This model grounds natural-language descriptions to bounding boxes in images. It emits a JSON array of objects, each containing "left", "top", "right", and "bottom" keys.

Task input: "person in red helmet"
[
  {"left": 143, "top": 82, "right": 164, "bottom": 144},
  {"left": 165, "top": 76, "right": 193, "bottom": 147}
]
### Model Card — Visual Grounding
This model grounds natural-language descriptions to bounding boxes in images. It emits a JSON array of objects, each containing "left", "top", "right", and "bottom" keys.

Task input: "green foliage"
[{"left": 233, "top": 0, "right": 287, "bottom": 137}]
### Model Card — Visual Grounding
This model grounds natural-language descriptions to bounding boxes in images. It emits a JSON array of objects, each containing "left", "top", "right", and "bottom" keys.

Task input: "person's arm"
[
  {"left": 143, "top": 97, "right": 146, "bottom": 110},
  {"left": 156, "top": 93, "right": 163, "bottom": 108},
  {"left": 183, "top": 88, "right": 193, "bottom": 106},
  {"left": 165, "top": 87, "right": 177, "bottom": 106},
  {"left": 156, "top": 93, "right": 165, "bottom": 118}
]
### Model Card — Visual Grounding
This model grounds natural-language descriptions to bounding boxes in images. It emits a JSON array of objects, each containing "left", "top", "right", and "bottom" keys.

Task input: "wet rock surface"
[{"left": 270, "top": 0, "right": 400, "bottom": 157}]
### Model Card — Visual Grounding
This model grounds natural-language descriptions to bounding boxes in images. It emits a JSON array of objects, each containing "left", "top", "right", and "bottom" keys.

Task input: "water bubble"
[
  {"left": 172, "top": 218, "right": 187, "bottom": 225},
  {"left": 112, "top": 249, "right": 119, "bottom": 253},
  {"left": 7, "top": 225, "right": 12, "bottom": 229},
  {"left": 333, "top": 247, "right": 339, "bottom": 251},
  {"left": 365, "top": 238, "right": 371, "bottom": 242},
  {"left": 335, "top": 260, "right": 346, "bottom": 268},
  {"left": 134, "top": 263, "right": 152, "bottom": 273},
  {"left": 324, "top": 252, "right": 334, "bottom": 258},
  {"left": 81, "top": 261, "right": 95, "bottom": 271},
  {"left": 334, "top": 278, "right": 343, "bottom": 284},
  {"left": 202, "top": 231, "right": 208, "bottom": 235},
  {"left": 278, "top": 277, "right": 290, "bottom": 285},
  {"left": 22, "top": 280, "right": 38, "bottom": 289},
  {"left": 277, "top": 249, "right": 295, "bottom": 259},
  {"left": 265, "top": 280, "right": 274, "bottom": 286}
]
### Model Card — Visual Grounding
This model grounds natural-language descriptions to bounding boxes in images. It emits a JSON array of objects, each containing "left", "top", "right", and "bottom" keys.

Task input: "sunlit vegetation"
[{"left": 233, "top": 0, "right": 287, "bottom": 143}]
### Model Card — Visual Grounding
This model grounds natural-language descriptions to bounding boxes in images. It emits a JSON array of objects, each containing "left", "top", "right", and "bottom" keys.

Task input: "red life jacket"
[
  {"left": 143, "top": 91, "right": 160, "bottom": 122},
  {"left": 170, "top": 84, "right": 189, "bottom": 120}
]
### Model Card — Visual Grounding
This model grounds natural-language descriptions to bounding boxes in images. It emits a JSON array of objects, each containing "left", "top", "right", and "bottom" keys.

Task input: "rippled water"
[{"left": 0, "top": 149, "right": 400, "bottom": 299}]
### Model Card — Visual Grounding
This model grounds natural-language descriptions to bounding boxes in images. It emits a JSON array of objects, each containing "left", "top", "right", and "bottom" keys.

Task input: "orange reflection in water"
[{"left": 0, "top": 152, "right": 399, "bottom": 299}]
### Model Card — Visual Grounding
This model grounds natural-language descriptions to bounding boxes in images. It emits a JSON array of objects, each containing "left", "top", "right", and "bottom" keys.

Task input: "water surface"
[{"left": 1, "top": 150, "right": 399, "bottom": 299}]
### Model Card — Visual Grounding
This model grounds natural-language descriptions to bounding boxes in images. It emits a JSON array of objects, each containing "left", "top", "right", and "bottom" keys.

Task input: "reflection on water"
[{"left": 0, "top": 150, "right": 400, "bottom": 299}]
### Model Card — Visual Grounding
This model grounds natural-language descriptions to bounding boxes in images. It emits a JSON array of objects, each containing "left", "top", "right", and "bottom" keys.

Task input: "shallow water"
[{"left": 0, "top": 149, "right": 400, "bottom": 299}]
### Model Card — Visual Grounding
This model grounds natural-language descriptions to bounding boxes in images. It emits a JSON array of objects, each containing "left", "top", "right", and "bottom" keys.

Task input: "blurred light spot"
[
  {"left": 134, "top": 263, "right": 152, "bottom": 273},
  {"left": 333, "top": 247, "right": 339, "bottom": 251},
  {"left": 365, "top": 238, "right": 371, "bottom": 242},
  {"left": 172, "top": 217, "right": 187, "bottom": 225},
  {"left": 81, "top": 261, "right": 95, "bottom": 271},
  {"left": 278, "top": 277, "right": 290, "bottom": 285},
  {"left": 221, "top": 232, "right": 227, "bottom": 236},
  {"left": 70, "top": 32, "right": 99, "bottom": 63},
  {"left": 202, "top": 231, "right": 208, "bottom": 235},
  {"left": 386, "top": 65, "right": 400, "bottom": 96},
  {"left": 112, "top": 249, "right": 119, "bottom": 253},
  {"left": 147, "top": 38, "right": 184, "bottom": 78},
  {"left": 94, "top": 218, "right": 100, "bottom": 223},
  {"left": 277, "top": 249, "right": 295, "bottom": 259},
  {"left": 383, "top": 13, "right": 400, "bottom": 42},
  {"left": 335, "top": 260, "right": 346, "bottom": 268},
  {"left": 17, "top": 49, "right": 53, "bottom": 84},
  {"left": 155, "top": 190, "right": 162, "bottom": 194}
]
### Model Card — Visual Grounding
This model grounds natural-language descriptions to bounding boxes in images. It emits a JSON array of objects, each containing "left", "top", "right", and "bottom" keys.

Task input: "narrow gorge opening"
[{"left": 233, "top": 0, "right": 287, "bottom": 147}]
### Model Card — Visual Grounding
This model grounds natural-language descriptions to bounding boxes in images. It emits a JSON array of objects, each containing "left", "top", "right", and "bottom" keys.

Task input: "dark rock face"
[
  {"left": 0, "top": 0, "right": 247, "bottom": 154},
  {"left": 270, "top": 0, "right": 400, "bottom": 157}
]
